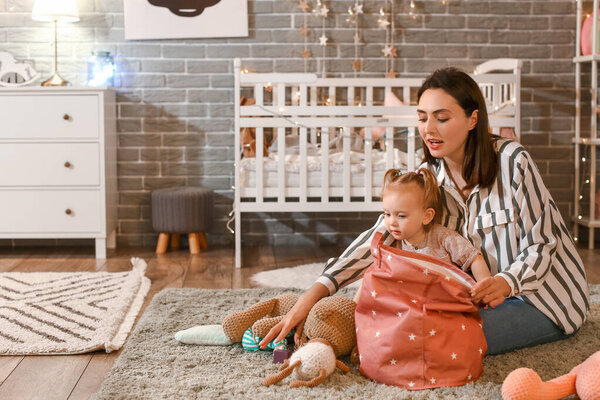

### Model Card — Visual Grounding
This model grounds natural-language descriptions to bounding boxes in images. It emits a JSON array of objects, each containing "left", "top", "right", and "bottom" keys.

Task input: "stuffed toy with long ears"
[{"left": 262, "top": 338, "right": 350, "bottom": 388}]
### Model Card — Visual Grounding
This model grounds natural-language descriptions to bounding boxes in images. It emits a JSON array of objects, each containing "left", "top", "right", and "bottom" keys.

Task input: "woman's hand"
[
  {"left": 258, "top": 283, "right": 329, "bottom": 349},
  {"left": 470, "top": 276, "right": 511, "bottom": 309}
]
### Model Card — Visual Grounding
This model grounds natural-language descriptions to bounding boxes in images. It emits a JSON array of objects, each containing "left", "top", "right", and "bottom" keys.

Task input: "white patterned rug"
[
  {"left": 0, "top": 257, "right": 150, "bottom": 355},
  {"left": 250, "top": 262, "right": 361, "bottom": 289}
]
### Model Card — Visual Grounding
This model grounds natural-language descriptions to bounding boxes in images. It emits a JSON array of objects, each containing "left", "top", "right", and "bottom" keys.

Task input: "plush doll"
[
  {"left": 175, "top": 293, "right": 298, "bottom": 351},
  {"left": 174, "top": 293, "right": 357, "bottom": 361},
  {"left": 262, "top": 338, "right": 350, "bottom": 388},
  {"left": 501, "top": 350, "right": 600, "bottom": 400},
  {"left": 240, "top": 96, "right": 272, "bottom": 158}
]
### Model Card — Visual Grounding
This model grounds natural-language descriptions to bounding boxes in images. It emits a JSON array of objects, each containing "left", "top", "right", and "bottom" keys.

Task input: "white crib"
[{"left": 232, "top": 58, "right": 521, "bottom": 267}]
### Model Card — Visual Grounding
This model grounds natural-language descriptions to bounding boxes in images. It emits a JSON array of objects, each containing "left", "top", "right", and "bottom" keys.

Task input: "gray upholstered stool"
[{"left": 151, "top": 186, "right": 213, "bottom": 254}]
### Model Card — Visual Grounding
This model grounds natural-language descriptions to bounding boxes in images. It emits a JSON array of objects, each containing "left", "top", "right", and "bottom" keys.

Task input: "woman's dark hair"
[{"left": 417, "top": 67, "right": 498, "bottom": 189}]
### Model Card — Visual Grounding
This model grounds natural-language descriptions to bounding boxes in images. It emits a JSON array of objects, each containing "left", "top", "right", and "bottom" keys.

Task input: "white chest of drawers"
[{"left": 0, "top": 87, "right": 117, "bottom": 258}]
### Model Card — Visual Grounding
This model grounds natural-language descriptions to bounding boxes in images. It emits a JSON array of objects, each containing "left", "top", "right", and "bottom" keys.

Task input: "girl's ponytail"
[{"left": 381, "top": 168, "right": 443, "bottom": 230}]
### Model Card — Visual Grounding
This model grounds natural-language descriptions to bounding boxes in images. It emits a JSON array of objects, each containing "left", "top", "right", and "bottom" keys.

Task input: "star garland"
[
  {"left": 379, "top": 0, "right": 397, "bottom": 78},
  {"left": 314, "top": 0, "right": 330, "bottom": 77},
  {"left": 298, "top": 0, "right": 311, "bottom": 71},
  {"left": 347, "top": 1, "right": 364, "bottom": 75}
]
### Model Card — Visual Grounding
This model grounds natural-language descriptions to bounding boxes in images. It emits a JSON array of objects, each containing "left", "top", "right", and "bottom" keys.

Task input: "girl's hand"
[
  {"left": 470, "top": 276, "right": 511, "bottom": 309},
  {"left": 258, "top": 283, "right": 329, "bottom": 348}
]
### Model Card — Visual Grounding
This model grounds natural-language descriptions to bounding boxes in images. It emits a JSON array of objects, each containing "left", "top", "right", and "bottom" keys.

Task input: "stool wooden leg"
[
  {"left": 199, "top": 232, "right": 208, "bottom": 249},
  {"left": 156, "top": 233, "right": 169, "bottom": 254},
  {"left": 188, "top": 233, "right": 201, "bottom": 254},
  {"left": 171, "top": 233, "right": 180, "bottom": 250}
]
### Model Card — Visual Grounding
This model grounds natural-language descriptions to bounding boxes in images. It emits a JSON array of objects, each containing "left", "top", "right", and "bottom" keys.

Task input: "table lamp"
[{"left": 32, "top": 0, "right": 79, "bottom": 86}]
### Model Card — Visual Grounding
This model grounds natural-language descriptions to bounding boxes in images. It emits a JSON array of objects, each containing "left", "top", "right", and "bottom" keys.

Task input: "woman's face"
[{"left": 417, "top": 88, "right": 478, "bottom": 165}]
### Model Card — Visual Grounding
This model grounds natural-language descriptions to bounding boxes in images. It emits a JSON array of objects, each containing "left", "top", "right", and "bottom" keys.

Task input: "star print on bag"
[{"left": 354, "top": 232, "right": 487, "bottom": 390}]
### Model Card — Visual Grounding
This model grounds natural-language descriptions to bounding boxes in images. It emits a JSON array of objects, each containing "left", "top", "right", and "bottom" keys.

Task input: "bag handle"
[{"left": 424, "top": 301, "right": 478, "bottom": 313}]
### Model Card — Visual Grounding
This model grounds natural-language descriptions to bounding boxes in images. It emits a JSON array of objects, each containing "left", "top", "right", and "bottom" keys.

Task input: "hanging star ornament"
[
  {"left": 319, "top": 34, "right": 328, "bottom": 46},
  {"left": 386, "top": 69, "right": 397, "bottom": 78},
  {"left": 300, "top": 25, "right": 310, "bottom": 36},
  {"left": 382, "top": 44, "right": 397, "bottom": 58},
  {"left": 302, "top": 49, "right": 312, "bottom": 58},
  {"left": 378, "top": 18, "right": 390, "bottom": 28},
  {"left": 352, "top": 60, "right": 361, "bottom": 71},
  {"left": 298, "top": 0, "right": 310, "bottom": 12},
  {"left": 353, "top": 3, "right": 364, "bottom": 14},
  {"left": 319, "top": 5, "right": 329, "bottom": 17}
]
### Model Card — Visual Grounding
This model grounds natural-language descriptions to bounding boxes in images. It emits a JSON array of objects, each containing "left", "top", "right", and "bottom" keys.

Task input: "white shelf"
[{"left": 573, "top": 0, "right": 600, "bottom": 249}]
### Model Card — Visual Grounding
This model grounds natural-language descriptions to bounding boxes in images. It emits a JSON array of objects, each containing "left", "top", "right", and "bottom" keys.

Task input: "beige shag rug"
[
  {"left": 94, "top": 285, "right": 600, "bottom": 400},
  {"left": 0, "top": 257, "right": 150, "bottom": 355},
  {"left": 250, "top": 262, "right": 363, "bottom": 289}
]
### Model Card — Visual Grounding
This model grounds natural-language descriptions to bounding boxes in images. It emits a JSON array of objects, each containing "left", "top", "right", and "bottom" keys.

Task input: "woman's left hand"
[{"left": 470, "top": 276, "right": 511, "bottom": 308}]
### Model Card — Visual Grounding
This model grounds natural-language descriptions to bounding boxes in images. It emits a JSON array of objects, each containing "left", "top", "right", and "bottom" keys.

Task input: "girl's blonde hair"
[{"left": 381, "top": 168, "right": 442, "bottom": 230}]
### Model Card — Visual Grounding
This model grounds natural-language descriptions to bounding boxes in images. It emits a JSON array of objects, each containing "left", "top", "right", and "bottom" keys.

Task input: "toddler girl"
[{"left": 353, "top": 167, "right": 492, "bottom": 303}]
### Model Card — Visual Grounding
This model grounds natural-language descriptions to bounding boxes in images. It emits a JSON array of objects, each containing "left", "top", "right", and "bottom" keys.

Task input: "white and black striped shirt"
[{"left": 317, "top": 139, "right": 590, "bottom": 334}]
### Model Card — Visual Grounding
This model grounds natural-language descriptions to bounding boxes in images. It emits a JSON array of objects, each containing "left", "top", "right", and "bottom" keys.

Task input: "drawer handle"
[
  {"left": 64, "top": 161, "right": 72, "bottom": 168},
  {"left": 65, "top": 209, "right": 73, "bottom": 215},
  {"left": 63, "top": 114, "right": 71, "bottom": 121}
]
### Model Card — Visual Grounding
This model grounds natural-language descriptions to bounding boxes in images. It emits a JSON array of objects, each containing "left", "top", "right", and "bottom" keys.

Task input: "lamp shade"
[{"left": 32, "top": 0, "right": 79, "bottom": 23}]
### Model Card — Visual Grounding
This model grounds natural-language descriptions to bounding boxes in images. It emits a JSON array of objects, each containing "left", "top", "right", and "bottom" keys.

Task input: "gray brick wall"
[{"left": 0, "top": 0, "right": 585, "bottom": 248}]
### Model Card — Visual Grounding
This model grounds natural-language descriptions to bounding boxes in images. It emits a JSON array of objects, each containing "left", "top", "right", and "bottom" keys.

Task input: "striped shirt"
[{"left": 317, "top": 139, "right": 590, "bottom": 334}]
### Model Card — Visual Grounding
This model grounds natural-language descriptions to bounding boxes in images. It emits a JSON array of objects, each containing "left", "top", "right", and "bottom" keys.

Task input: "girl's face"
[
  {"left": 382, "top": 184, "right": 434, "bottom": 245},
  {"left": 417, "top": 88, "right": 478, "bottom": 165}
]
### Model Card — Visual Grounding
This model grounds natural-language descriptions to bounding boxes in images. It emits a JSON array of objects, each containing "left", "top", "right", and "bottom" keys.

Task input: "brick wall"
[{"left": 0, "top": 0, "right": 584, "bottom": 248}]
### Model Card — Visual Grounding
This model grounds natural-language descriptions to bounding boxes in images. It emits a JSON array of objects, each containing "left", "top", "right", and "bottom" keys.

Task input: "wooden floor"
[{"left": 0, "top": 243, "right": 598, "bottom": 400}]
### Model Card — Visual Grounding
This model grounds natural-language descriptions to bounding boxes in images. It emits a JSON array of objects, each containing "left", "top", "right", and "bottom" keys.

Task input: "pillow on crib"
[
  {"left": 268, "top": 133, "right": 319, "bottom": 155},
  {"left": 359, "top": 90, "right": 405, "bottom": 148}
]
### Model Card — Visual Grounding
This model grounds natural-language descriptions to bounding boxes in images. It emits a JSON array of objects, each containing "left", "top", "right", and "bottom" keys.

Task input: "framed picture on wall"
[{"left": 124, "top": 0, "right": 248, "bottom": 40}]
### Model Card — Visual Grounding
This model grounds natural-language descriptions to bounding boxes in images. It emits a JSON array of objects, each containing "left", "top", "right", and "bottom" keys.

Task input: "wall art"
[{"left": 124, "top": 0, "right": 248, "bottom": 40}]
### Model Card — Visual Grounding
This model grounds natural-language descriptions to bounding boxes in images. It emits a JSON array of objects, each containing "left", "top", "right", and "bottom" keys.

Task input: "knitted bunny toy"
[
  {"left": 261, "top": 296, "right": 357, "bottom": 388},
  {"left": 262, "top": 338, "right": 350, "bottom": 388},
  {"left": 501, "top": 350, "right": 600, "bottom": 400}
]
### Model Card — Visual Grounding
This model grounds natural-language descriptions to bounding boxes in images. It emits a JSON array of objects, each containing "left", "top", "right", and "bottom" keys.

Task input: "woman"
[{"left": 260, "top": 67, "right": 590, "bottom": 355}]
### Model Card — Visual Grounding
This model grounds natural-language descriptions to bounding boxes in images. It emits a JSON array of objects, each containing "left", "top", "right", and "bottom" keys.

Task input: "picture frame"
[{"left": 124, "top": 0, "right": 248, "bottom": 40}]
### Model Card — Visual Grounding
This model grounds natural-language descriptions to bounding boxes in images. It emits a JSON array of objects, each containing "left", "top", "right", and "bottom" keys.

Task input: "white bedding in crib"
[{"left": 239, "top": 148, "right": 408, "bottom": 189}]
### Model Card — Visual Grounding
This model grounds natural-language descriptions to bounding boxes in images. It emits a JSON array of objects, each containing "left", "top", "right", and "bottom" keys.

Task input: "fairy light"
[{"left": 241, "top": 68, "right": 249, "bottom": 74}]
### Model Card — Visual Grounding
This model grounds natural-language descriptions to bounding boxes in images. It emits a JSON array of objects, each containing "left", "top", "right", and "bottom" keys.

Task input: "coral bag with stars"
[{"left": 355, "top": 232, "right": 487, "bottom": 390}]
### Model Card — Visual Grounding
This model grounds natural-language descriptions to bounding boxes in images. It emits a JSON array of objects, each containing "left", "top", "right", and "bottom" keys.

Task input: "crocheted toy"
[
  {"left": 501, "top": 350, "right": 600, "bottom": 400},
  {"left": 261, "top": 296, "right": 357, "bottom": 387},
  {"left": 175, "top": 293, "right": 298, "bottom": 351},
  {"left": 174, "top": 293, "right": 358, "bottom": 362},
  {"left": 262, "top": 338, "right": 350, "bottom": 388}
]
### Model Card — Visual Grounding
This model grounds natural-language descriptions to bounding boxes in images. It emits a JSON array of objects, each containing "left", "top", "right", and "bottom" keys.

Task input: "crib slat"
[
  {"left": 310, "top": 86, "right": 318, "bottom": 144},
  {"left": 256, "top": 127, "right": 265, "bottom": 203},
  {"left": 255, "top": 84, "right": 265, "bottom": 204},
  {"left": 342, "top": 127, "right": 351, "bottom": 203},
  {"left": 321, "top": 128, "right": 329, "bottom": 203},
  {"left": 407, "top": 127, "right": 416, "bottom": 171},
  {"left": 300, "top": 126, "right": 308, "bottom": 203},
  {"left": 277, "top": 83, "right": 286, "bottom": 203},
  {"left": 364, "top": 127, "right": 373, "bottom": 202},
  {"left": 386, "top": 126, "right": 394, "bottom": 171}
]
